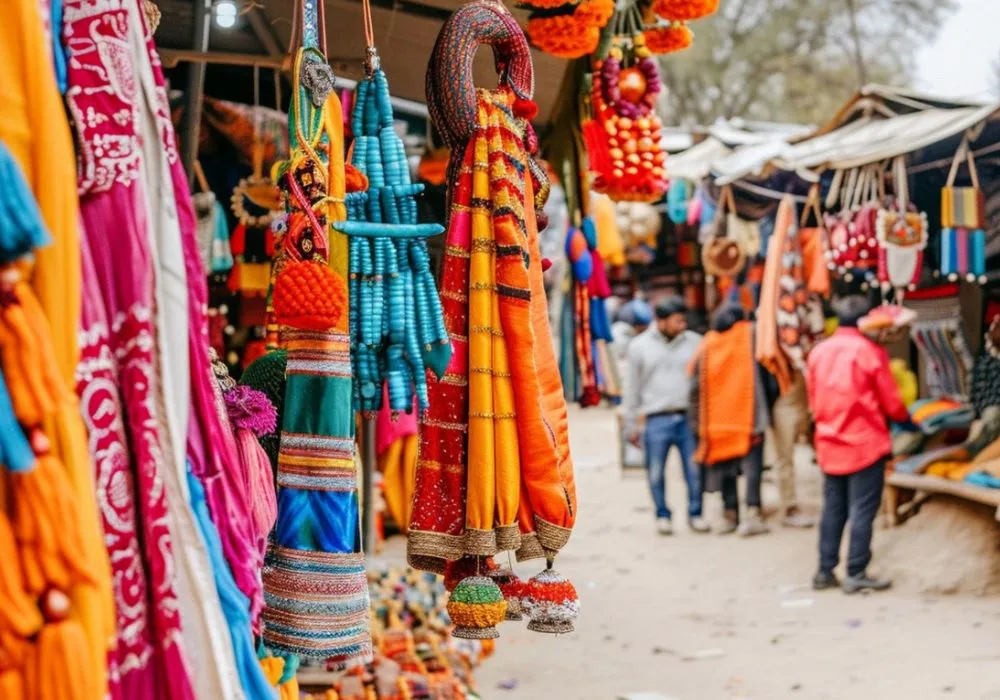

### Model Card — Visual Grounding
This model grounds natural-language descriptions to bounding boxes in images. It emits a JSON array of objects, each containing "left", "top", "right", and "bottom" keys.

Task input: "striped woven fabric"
[{"left": 262, "top": 548, "right": 371, "bottom": 663}]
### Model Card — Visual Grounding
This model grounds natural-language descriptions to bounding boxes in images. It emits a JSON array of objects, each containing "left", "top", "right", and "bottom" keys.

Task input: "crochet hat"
[{"left": 239, "top": 348, "right": 288, "bottom": 472}]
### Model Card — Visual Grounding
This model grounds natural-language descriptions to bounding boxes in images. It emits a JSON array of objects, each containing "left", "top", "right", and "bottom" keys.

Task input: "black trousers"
[
  {"left": 818, "top": 458, "right": 886, "bottom": 577},
  {"left": 719, "top": 441, "right": 764, "bottom": 517}
]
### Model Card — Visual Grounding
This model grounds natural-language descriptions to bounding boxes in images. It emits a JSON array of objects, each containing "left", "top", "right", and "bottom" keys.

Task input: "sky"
[{"left": 915, "top": 0, "right": 1000, "bottom": 101}]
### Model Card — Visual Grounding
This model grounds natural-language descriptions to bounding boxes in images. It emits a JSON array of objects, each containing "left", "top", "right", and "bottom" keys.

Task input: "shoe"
[
  {"left": 812, "top": 571, "right": 840, "bottom": 590},
  {"left": 656, "top": 517, "right": 673, "bottom": 536},
  {"left": 717, "top": 510, "right": 738, "bottom": 535},
  {"left": 843, "top": 572, "right": 892, "bottom": 594},
  {"left": 738, "top": 508, "right": 769, "bottom": 537},
  {"left": 782, "top": 508, "right": 816, "bottom": 529},
  {"left": 688, "top": 516, "right": 711, "bottom": 534}
]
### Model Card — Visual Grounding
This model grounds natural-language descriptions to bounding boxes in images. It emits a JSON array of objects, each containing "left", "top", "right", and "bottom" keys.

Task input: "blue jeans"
[{"left": 644, "top": 413, "right": 702, "bottom": 519}]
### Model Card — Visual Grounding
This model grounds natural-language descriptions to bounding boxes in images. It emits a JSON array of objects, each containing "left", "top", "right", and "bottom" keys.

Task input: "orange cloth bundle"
[{"left": 691, "top": 321, "right": 755, "bottom": 465}]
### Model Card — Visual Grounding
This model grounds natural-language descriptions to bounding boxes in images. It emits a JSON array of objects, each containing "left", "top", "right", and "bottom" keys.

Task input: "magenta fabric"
[
  {"left": 65, "top": 1, "right": 194, "bottom": 696},
  {"left": 147, "top": 33, "right": 265, "bottom": 621},
  {"left": 375, "top": 384, "right": 419, "bottom": 457}
]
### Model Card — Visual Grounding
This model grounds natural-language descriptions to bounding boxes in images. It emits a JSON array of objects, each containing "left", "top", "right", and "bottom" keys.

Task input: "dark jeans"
[
  {"left": 719, "top": 441, "right": 764, "bottom": 517},
  {"left": 644, "top": 413, "right": 702, "bottom": 519},
  {"left": 818, "top": 458, "right": 886, "bottom": 577}
]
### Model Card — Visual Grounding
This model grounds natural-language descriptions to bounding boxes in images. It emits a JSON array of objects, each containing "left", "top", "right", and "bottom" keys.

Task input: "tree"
[{"left": 660, "top": 0, "right": 957, "bottom": 126}]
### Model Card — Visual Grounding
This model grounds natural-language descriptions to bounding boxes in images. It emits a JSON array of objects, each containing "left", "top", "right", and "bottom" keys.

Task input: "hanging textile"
[
  {"left": 66, "top": 0, "right": 255, "bottom": 697},
  {"left": 410, "top": 0, "right": 576, "bottom": 576},
  {"left": 261, "top": 0, "right": 372, "bottom": 663},
  {"left": 905, "top": 290, "right": 975, "bottom": 400},
  {"left": 1, "top": 1, "right": 116, "bottom": 695}
]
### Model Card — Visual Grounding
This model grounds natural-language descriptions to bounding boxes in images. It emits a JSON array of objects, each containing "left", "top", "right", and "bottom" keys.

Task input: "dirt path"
[{"left": 468, "top": 406, "right": 1000, "bottom": 700}]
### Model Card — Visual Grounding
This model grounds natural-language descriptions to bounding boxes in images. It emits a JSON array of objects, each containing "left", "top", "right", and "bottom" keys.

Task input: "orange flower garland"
[
  {"left": 650, "top": 0, "right": 718, "bottom": 21},
  {"left": 517, "top": 0, "right": 581, "bottom": 8},
  {"left": 526, "top": 0, "right": 615, "bottom": 59},
  {"left": 643, "top": 21, "right": 693, "bottom": 54}
]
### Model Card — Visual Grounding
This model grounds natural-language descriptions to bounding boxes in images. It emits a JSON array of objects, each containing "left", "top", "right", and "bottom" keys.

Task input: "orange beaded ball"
[{"left": 272, "top": 260, "right": 348, "bottom": 331}]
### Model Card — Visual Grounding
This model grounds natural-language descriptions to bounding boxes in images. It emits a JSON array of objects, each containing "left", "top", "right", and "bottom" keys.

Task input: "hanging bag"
[
  {"left": 701, "top": 185, "right": 747, "bottom": 279},
  {"left": 876, "top": 157, "right": 927, "bottom": 293},
  {"left": 940, "top": 136, "right": 986, "bottom": 282}
]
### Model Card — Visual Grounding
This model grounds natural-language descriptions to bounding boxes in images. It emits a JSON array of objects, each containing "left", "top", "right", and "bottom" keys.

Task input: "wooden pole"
[
  {"left": 361, "top": 417, "right": 377, "bottom": 556},
  {"left": 182, "top": 0, "right": 213, "bottom": 185}
]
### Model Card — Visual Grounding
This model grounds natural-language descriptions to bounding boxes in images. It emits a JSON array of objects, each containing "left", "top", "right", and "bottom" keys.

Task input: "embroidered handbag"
[{"left": 876, "top": 157, "right": 927, "bottom": 293}]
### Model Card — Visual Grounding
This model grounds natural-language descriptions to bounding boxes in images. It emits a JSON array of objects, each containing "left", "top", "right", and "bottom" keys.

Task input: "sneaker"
[
  {"left": 688, "top": 516, "right": 711, "bottom": 534},
  {"left": 812, "top": 571, "right": 840, "bottom": 590},
  {"left": 656, "top": 517, "right": 673, "bottom": 536},
  {"left": 843, "top": 572, "right": 892, "bottom": 594},
  {"left": 717, "top": 511, "right": 738, "bottom": 535},
  {"left": 782, "top": 507, "right": 816, "bottom": 529},
  {"left": 738, "top": 508, "right": 769, "bottom": 537}
]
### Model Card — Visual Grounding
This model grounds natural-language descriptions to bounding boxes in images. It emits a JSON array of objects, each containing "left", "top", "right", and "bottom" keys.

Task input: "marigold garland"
[
  {"left": 650, "top": 0, "right": 718, "bottom": 21},
  {"left": 643, "top": 22, "right": 693, "bottom": 54},
  {"left": 526, "top": 0, "right": 615, "bottom": 59},
  {"left": 516, "top": 0, "right": 581, "bottom": 8}
]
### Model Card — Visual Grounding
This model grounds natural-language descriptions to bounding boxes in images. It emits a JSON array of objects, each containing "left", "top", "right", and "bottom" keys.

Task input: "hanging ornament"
[
  {"left": 333, "top": 39, "right": 450, "bottom": 416},
  {"left": 446, "top": 576, "right": 507, "bottom": 640},
  {"left": 520, "top": 566, "right": 579, "bottom": 634},
  {"left": 590, "top": 40, "right": 667, "bottom": 202},
  {"left": 489, "top": 568, "right": 526, "bottom": 622},
  {"left": 260, "top": 9, "right": 372, "bottom": 663}
]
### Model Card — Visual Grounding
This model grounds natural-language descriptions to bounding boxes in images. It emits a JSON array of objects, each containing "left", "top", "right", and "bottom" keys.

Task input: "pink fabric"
[
  {"left": 587, "top": 248, "right": 612, "bottom": 298},
  {"left": 806, "top": 328, "right": 910, "bottom": 476},
  {"left": 375, "top": 384, "right": 418, "bottom": 457},
  {"left": 234, "top": 428, "right": 277, "bottom": 564},
  {"left": 65, "top": 1, "right": 194, "bottom": 696},
  {"left": 145, "top": 27, "right": 264, "bottom": 620}
]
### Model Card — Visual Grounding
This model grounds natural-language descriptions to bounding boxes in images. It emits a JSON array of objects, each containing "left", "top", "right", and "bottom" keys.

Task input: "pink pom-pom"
[{"left": 224, "top": 385, "right": 278, "bottom": 437}]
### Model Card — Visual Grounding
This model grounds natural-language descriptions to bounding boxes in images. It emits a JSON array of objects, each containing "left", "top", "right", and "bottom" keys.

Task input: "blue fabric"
[
  {"left": 187, "top": 468, "right": 276, "bottom": 700},
  {"left": 0, "top": 141, "right": 52, "bottom": 262},
  {"left": 644, "top": 413, "right": 701, "bottom": 519},
  {"left": 51, "top": 0, "right": 68, "bottom": 94},
  {"left": 965, "top": 471, "right": 1000, "bottom": 489},
  {"left": 667, "top": 179, "right": 691, "bottom": 225},
  {"left": 0, "top": 367, "right": 35, "bottom": 472},
  {"left": 210, "top": 199, "right": 234, "bottom": 272}
]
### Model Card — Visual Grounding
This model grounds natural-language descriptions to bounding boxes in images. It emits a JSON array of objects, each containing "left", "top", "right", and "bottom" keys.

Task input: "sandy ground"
[{"left": 453, "top": 406, "right": 1000, "bottom": 700}]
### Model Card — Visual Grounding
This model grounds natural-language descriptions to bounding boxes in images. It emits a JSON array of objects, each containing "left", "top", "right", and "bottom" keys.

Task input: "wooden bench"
[{"left": 884, "top": 471, "right": 1000, "bottom": 526}]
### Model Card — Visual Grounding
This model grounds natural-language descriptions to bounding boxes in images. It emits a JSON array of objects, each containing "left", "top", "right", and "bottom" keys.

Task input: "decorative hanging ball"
[
  {"left": 446, "top": 576, "right": 507, "bottom": 640},
  {"left": 272, "top": 260, "right": 348, "bottom": 331},
  {"left": 488, "top": 568, "right": 526, "bottom": 622},
  {"left": 443, "top": 556, "right": 497, "bottom": 592},
  {"left": 618, "top": 67, "right": 648, "bottom": 105},
  {"left": 520, "top": 566, "right": 580, "bottom": 635}
]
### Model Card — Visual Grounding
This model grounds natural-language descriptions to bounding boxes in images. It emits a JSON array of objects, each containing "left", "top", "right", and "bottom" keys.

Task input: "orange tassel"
[
  {"left": 1, "top": 302, "right": 57, "bottom": 421},
  {"left": 14, "top": 283, "right": 71, "bottom": 405},
  {"left": 0, "top": 512, "right": 43, "bottom": 638},
  {"left": 11, "top": 456, "right": 97, "bottom": 597},
  {"left": 24, "top": 592, "right": 97, "bottom": 700}
]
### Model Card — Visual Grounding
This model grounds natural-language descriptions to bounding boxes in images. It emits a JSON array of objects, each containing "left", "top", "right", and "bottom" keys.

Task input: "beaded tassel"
[{"left": 334, "top": 64, "right": 450, "bottom": 415}]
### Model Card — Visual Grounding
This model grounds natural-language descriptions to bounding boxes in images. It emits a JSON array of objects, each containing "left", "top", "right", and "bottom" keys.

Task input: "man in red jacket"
[{"left": 806, "top": 296, "right": 910, "bottom": 594}]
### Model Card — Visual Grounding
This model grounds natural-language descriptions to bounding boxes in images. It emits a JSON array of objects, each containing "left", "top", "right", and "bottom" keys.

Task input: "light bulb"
[{"left": 215, "top": 0, "right": 237, "bottom": 28}]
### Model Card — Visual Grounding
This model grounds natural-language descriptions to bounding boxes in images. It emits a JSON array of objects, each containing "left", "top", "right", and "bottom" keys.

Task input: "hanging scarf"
[{"left": 408, "top": 81, "right": 575, "bottom": 571}]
